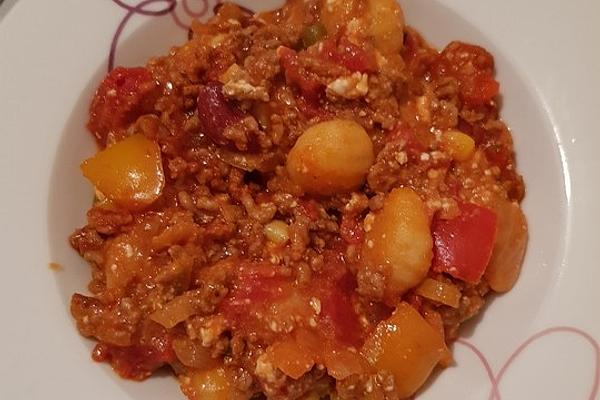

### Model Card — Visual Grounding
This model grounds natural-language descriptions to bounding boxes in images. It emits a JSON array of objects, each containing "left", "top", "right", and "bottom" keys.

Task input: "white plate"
[{"left": 1, "top": 1, "right": 599, "bottom": 399}]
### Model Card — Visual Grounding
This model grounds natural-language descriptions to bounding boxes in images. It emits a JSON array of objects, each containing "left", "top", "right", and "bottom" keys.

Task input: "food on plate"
[{"left": 69, "top": 0, "right": 527, "bottom": 398}]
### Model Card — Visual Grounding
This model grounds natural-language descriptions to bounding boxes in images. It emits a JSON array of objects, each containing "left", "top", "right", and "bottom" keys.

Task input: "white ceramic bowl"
[{"left": 1, "top": 1, "right": 599, "bottom": 399}]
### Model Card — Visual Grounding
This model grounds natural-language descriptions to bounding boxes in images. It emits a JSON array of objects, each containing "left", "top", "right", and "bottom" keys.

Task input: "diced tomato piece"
[
  {"left": 88, "top": 67, "right": 159, "bottom": 146},
  {"left": 220, "top": 264, "right": 287, "bottom": 312},
  {"left": 92, "top": 332, "right": 175, "bottom": 380},
  {"left": 297, "top": 198, "right": 321, "bottom": 221},
  {"left": 321, "top": 37, "right": 377, "bottom": 73},
  {"left": 458, "top": 119, "right": 514, "bottom": 171},
  {"left": 317, "top": 273, "right": 363, "bottom": 347},
  {"left": 386, "top": 124, "right": 426, "bottom": 159},
  {"left": 432, "top": 41, "right": 499, "bottom": 107},
  {"left": 220, "top": 258, "right": 364, "bottom": 348},
  {"left": 432, "top": 202, "right": 497, "bottom": 284},
  {"left": 469, "top": 74, "right": 500, "bottom": 105},
  {"left": 340, "top": 213, "right": 364, "bottom": 244},
  {"left": 219, "top": 262, "right": 304, "bottom": 340},
  {"left": 296, "top": 95, "right": 332, "bottom": 120},
  {"left": 278, "top": 46, "right": 323, "bottom": 102},
  {"left": 401, "top": 29, "right": 420, "bottom": 65}
]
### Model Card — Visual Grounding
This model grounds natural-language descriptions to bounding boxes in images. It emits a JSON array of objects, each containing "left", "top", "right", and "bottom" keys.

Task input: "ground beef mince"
[{"left": 69, "top": 1, "right": 528, "bottom": 399}]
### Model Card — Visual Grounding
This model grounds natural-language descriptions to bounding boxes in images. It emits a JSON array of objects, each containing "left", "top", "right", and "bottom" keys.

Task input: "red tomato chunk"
[
  {"left": 320, "top": 37, "right": 377, "bottom": 73},
  {"left": 432, "top": 42, "right": 500, "bottom": 107},
  {"left": 92, "top": 335, "right": 175, "bottom": 381},
  {"left": 278, "top": 46, "right": 323, "bottom": 102},
  {"left": 88, "top": 67, "right": 159, "bottom": 146}
]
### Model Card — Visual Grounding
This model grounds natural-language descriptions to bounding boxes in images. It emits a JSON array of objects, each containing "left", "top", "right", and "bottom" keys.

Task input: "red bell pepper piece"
[{"left": 432, "top": 202, "right": 497, "bottom": 284}]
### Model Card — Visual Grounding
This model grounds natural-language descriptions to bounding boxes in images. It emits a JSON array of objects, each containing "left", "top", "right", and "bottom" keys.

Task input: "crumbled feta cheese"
[
  {"left": 430, "top": 151, "right": 444, "bottom": 161},
  {"left": 255, "top": 354, "right": 278, "bottom": 383},
  {"left": 122, "top": 243, "right": 134, "bottom": 258},
  {"left": 199, "top": 327, "right": 217, "bottom": 346},
  {"left": 344, "top": 192, "right": 365, "bottom": 212},
  {"left": 363, "top": 213, "right": 375, "bottom": 232},
  {"left": 309, "top": 297, "right": 322, "bottom": 314},
  {"left": 416, "top": 96, "right": 431, "bottom": 122},
  {"left": 223, "top": 79, "right": 269, "bottom": 101},
  {"left": 326, "top": 0, "right": 337, "bottom": 12},
  {"left": 326, "top": 72, "right": 369, "bottom": 100},
  {"left": 395, "top": 151, "right": 408, "bottom": 165},
  {"left": 269, "top": 320, "right": 280, "bottom": 332},
  {"left": 427, "top": 199, "right": 442, "bottom": 209},
  {"left": 375, "top": 50, "right": 388, "bottom": 69},
  {"left": 346, "top": 18, "right": 363, "bottom": 36},
  {"left": 365, "top": 378, "right": 374, "bottom": 393}
]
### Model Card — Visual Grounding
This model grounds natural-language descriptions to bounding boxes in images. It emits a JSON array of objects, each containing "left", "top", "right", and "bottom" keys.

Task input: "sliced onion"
[
  {"left": 484, "top": 200, "right": 528, "bottom": 292},
  {"left": 415, "top": 278, "right": 461, "bottom": 308},
  {"left": 150, "top": 290, "right": 200, "bottom": 328},
  {"left": 172, "top": 337, "right": 216, "bottom": 369}
]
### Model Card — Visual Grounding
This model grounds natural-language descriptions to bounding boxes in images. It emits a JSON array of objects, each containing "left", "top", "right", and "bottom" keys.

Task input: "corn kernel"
[{"left": 442, "top": 130, "right": 475, "bottom": 161}]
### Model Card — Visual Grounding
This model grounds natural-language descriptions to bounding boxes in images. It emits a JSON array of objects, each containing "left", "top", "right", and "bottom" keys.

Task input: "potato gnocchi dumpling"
[{"left": 286, "top": 119, "right": 374, "bottom": 195}]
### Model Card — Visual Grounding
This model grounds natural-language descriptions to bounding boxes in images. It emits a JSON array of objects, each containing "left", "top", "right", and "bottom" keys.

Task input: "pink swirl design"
[
  {"left": 171, "top": 0, "right": 211, "bottom": 30},
  {"left": 109, "top": 0, "right": 177, "bottom": 71},
  {"left": 182, "top": 0, "right": 209, "bottom": 18},
  {"left": 108, "top": 0, "right": 213, "bottom": 71},
  {"left": 456, "top": 326, "right": 600, "bottom": 399},
  {"left": 105, "top": 2, "right": 600, "bottom": 398}
]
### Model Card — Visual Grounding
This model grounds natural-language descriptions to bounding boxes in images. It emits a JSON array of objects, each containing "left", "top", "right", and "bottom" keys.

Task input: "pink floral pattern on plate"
[{"left": 458, "top": 327, "right": 599, "bottom": 399}]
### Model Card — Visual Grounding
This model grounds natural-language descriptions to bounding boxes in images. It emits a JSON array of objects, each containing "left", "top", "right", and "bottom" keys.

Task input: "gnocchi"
[
  {"left": 362, "top": 188, "right": 433, "bottom": 299},
  {"left": 286, "top": 119, "right": 374, "bottom": 195},
  {"left": 367, "top": 0, "right": 405, "bottom": 54}
]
